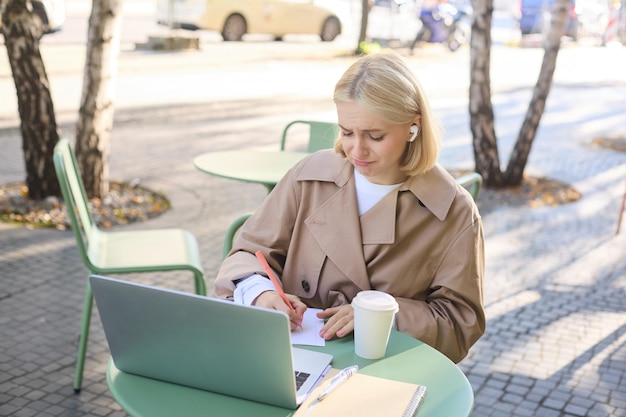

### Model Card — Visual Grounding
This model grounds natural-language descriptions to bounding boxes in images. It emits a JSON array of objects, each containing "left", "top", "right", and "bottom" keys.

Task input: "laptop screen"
[{"left": 90, "top": 274, "right": 332, "bottom": 409}]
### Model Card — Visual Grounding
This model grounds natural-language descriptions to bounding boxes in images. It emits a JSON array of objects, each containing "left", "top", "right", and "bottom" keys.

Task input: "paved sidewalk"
[{"left": 1, "top": 45, "right": 626, "bottom": 416}]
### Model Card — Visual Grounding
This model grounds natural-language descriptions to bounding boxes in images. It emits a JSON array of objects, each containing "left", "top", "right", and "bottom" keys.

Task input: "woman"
[{"left": 215, "top": 52, "right": 485, "bottom": 363}]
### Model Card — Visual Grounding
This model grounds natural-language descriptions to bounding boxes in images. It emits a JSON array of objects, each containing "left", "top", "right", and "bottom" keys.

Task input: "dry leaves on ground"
[
  {"left": 4, "top": 134, "right": 625, "bottom": 229},
  {"left": 0, "top": 175, "right": 579, "bottom": 229},
  {"left": 475, "top": 176, "right": 581, "bottom": 214},
  {"left": 0, "top": 181, "right": 170, "bottom": 229},
  {"left": 592, "top": 136, "right": 626, "bottom": 153}
]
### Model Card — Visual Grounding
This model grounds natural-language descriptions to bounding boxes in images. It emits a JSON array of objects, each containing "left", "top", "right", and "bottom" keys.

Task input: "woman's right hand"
[
  {"left": 253, "top": 291, "right": 306, "bottom": 331},
  {"left": 317, "top": 305, "right": 354, "bottom": 340}
]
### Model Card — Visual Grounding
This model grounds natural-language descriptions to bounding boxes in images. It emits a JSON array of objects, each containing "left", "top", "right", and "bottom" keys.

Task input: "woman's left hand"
[{"left": 317, "top": 305, "right": 354, "bottom": 340}]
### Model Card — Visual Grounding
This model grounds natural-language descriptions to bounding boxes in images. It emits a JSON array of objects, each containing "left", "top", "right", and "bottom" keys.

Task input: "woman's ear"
[{"left": 413, "top": 115, "right": 422, "bottom": 129}]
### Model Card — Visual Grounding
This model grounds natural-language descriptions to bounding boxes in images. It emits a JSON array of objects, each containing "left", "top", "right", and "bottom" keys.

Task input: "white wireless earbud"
[{"left": 409, "top": 124, "right": 419, "bottom": 142}]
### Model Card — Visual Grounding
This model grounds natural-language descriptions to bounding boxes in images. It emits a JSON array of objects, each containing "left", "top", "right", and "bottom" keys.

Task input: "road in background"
[
  {"left": 3, "top": 1, "right": 620, "bottom": 187},
  {"left": 43, "top": 0, "right": 522, "bottom": 46},
  {"left": 1, "top": 12, "right": 625, "bottom": 176}
]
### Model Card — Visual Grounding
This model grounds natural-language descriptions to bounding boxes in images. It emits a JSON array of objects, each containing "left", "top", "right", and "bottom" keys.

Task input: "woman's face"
[{"left": 336, "top": 101, "right": 413, "bottom": 185}]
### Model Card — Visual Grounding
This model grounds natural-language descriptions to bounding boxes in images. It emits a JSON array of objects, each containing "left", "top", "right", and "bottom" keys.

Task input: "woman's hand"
[
  {"left": 253, "top": 291, "right": 306, "bottom": 331},
  {"left": 317, "top": 305, "right": 354, "bottom": 340}
]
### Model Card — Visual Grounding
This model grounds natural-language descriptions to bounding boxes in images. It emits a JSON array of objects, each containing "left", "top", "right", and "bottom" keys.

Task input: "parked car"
[
  {"left": 518, "top": 0, "right": 610, "bottom": 40},
  {"left": 519, "top": 0, "right": 580, "bottom": 38},
  {"left": 0, "top": 0, "right": 65, "bottom": 35},
  {"left": 156, "top": 0, "right": 343, "bottom": 42}
]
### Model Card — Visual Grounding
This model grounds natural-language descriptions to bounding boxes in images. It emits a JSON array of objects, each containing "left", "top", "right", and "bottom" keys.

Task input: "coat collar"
[
  {"left": 295, "top": 150, "right": 458, "bottom": 222},
  {"left": 401, "top": 164, "right": 458, "bottom": 221}
]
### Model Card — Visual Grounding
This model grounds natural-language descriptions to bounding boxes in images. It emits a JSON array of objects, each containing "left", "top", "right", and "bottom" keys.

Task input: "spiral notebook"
[{"left": 294, "top": 370, "right": 427, "bottom": 417}]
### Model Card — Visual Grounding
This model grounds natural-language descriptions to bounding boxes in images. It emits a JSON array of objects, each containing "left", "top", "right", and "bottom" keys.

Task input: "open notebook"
[{"left": 90, "top": 274, "right": 333, "bottom": 409}]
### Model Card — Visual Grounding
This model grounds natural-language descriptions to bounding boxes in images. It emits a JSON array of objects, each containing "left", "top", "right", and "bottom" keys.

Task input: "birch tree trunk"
[
  {"left": 468, "top": 0, "right": 503, "bottom": 187},
  {"left": 1, "top": 0, "right": 61, "bottom": 199},
  {"left": 469, "top": 0, "right": 569, "bottom": 188},
  {"left": 504, "top": 0, "right": 568, "bottom": 185},
  {"left": 356, "top": 0, "right": 373, "bottom": 54},
  {"left": 75, "top": 0, "right": 123, "bottom": 199}
]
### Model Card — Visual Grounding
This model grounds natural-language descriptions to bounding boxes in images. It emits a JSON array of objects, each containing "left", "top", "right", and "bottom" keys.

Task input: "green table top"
[
  {"left": 106, "top": 331, "right": 473, "bottom": 417},
  {"left": 193, "top": 150, "right": 309, "bottom": 190}
]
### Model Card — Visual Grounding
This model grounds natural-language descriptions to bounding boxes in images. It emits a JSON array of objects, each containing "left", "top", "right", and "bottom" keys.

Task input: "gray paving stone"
[
  {"left": 533, "top": 407, "right": 562, "bottom": 417},
  {"left": 564, "top": 403, "right": 592, "bottom": 416},
  {"left": 512, "top": 404, "right": 536, "bottom": 417},
  {"left": 505, "top": 383, "right": 530, "bottom": 397},
  {"left": 543, "top": 398, "right": 568, "bottom": 410}
]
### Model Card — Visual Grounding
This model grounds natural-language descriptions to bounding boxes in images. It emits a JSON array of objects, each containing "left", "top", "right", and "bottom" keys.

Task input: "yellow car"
[{"left": 157, "top": 0, "right": 343, "bottom": 41}]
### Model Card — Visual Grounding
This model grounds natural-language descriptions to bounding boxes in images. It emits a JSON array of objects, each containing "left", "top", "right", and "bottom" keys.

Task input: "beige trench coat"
[{"left": 215, "top": 150, "right": 485, "bottom": 363}]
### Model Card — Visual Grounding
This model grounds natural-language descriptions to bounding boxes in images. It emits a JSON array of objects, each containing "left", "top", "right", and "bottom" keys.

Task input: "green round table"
[
  {"left": 194, "top": 150, "right": 309, "bottom": 192},
  {"left": 107, "top": 330, "right": 474, "bottom": 417}
]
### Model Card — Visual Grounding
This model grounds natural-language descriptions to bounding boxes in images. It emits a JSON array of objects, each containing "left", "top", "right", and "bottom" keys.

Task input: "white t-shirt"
[{"left": 353, "top": 168, "right": 403, "bottom": 216}]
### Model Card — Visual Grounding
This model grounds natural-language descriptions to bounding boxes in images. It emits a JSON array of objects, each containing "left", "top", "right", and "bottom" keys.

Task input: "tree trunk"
[
  {"left": 504, "top": 0, "right": 568, "bottom": 185},
  {"left": 356, "top": 0, "right": 372, "bottom": 54},
  {"left": 468, "top": 0, "right": 503, "bottom": 188},
  {"left": 75, "top": 0, "right": 123, "bottom": 199},
  {"left": 1, "top": 0, "right": 61, "bottom": 199}
]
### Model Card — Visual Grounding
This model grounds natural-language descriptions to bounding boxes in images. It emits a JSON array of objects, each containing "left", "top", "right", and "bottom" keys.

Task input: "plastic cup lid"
[{"left": 352, "top": 290, "right": 399, "bottom": 312}]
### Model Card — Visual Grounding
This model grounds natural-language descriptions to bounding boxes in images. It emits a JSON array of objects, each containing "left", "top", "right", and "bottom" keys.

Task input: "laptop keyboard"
[{"left": 295, "top": 371, "right": 311, "bottom": 390}]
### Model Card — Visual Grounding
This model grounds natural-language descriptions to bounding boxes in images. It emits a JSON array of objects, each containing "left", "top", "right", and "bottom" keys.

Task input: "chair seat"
[{"left": 88, "top": 228, "right": 203, "bottom": 272}]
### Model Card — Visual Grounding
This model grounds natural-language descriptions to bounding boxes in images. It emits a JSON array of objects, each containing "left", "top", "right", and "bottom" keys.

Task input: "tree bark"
[
  {"left": 504, "top": 0, "right": 568, "bottom": 185},
  {"left": 75, "top": 0, "right": 123, "bottom": 199},
  {"left": 356, "top": 0, "right": 373, "bottom": 54},
  {"left": 468, "top": 0, "right": 503, "bottom": 187},
  {"left": 1, "top": 0, "right": 61, "bottom": 199}
]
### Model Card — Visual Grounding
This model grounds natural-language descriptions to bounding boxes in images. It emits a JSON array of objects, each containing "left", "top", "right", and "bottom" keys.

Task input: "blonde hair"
[{"left": 333, "top": 52, "right": 441, "bottom": 177}]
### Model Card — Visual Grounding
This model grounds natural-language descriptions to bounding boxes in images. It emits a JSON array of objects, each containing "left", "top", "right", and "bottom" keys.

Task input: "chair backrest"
[
  {"left": 455, "top": 172, "right": 482, "bottom": 201},
  {"left": 53, "top": 138, "right": 98, "bottom": 266},
  {"left": 280, "top": 120, "right": 338, "bottom": 153},
  {"left": 223, "top": 213, "right": 252, "bottom": 259}
]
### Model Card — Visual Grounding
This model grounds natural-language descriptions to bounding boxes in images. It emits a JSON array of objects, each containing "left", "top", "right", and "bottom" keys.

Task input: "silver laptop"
[{"left": 89, "top": 274, "right": 333, "bottom": 409}]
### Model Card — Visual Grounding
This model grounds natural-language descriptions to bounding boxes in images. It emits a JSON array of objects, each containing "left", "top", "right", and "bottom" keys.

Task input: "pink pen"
[{"left": 255, "top": 250, "right": 302, "bottom": 327}]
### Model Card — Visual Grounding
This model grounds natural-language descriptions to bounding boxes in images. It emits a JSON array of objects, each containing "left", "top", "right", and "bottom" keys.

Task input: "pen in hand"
[
  {"left": 318, "top": 365, "right": 359, "bottom": 401},
  {"left": 254, "top": 250, "right": 302, "bottom": 327}
]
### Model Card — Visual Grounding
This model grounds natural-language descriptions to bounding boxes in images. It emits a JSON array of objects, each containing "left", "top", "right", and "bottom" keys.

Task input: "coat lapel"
[
  {"left": 304, "top": 179, "right": 371, "bottom": 291},
  {"left": 360, "top": 190, "right": 398, "bottom": 244}
]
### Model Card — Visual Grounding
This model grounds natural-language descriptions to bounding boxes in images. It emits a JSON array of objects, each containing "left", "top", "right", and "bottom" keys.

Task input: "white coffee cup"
[{"left": 351, "top": 290, "right": 399, "bottom": 359}]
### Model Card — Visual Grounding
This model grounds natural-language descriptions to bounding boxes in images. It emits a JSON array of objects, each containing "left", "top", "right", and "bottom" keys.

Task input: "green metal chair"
[
  {"left": 222, "top": 213, "right": 252, "bottom": 259},
  {"left": 280, "top": 120, "right": 338, "bottom": 153},
  {"left": 53, "top": 138, "right": 207, "bottom": 393},
  {"left": 455, "top": 172, "right": 482, "bottom": 201}
]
